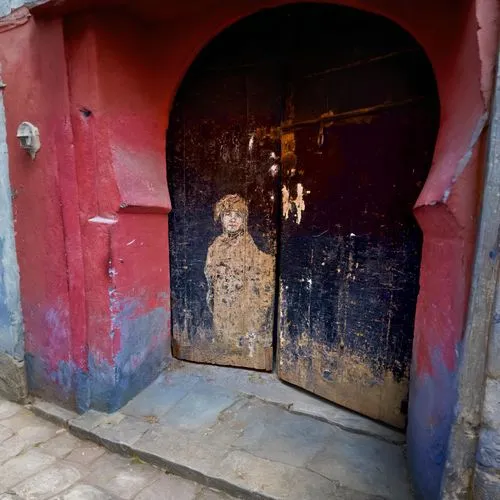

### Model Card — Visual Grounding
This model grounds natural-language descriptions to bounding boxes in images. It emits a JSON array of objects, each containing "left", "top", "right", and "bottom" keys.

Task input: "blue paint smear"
[
  {"left": 25, "top": 353, "right": 90, "bottom": 413},
  {"left": 25, "top": 353, "right": 70, "bottom": 398},
  {"left": 88, "top": 305, "right": 170, "bottom": 412},
  {"left": 53, "top": 359, "right": 90, "bottom": 413},
  {"left": 0, "top": 239, "right": 12, "bottom": 332},
  {"left": 74, "top": 368, "right": 90, "bottom": 413},
  {"left": 407, "top": 350, "right": 459, "bottom": 500},
  {"left": 25, "top": 299, "right": 170, "bottom": 414}
]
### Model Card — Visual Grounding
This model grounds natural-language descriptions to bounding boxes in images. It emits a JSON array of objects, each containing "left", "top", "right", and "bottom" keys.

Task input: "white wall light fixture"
[{"left": 16, "top": 122, "right": 40, "bottom": 160}]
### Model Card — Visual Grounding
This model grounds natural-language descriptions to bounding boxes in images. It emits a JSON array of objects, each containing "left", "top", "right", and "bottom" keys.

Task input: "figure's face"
[{"left": 222, "top": 211, "right": 244, "bottom": 234}]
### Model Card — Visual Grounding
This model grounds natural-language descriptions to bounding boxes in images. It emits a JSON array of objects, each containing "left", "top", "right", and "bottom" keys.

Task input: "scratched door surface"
[
  {"left": 276, "top": 8, "right": 439, "bottom": 427},
  {"left": 167, "top": 24, "right": 282, "bottom": 370}
]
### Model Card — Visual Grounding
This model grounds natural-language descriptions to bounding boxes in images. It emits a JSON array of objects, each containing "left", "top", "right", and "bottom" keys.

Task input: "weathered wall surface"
[
  {"left": 63, "top": 12, "right": 172, "bottom": 412},
  {"left": 472, "top": 58, "right": 500, "bottom": 499},
  {"left": 0, "top": 74, "right": 26, "bottom": 402},
  {"left": 0, "top": 8, "right": 172, "bottom": 412},
  {"left": 0, "top": 0, "right": 20, "bottom": 16},
  {"left": 0, "top": 12, "right": 81, "bottom": 407}
]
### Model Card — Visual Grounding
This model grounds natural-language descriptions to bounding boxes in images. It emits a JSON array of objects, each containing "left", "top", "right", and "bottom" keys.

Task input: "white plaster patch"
[
  {"left": 295, "top": 183, "right": 305, "bottom": 224},
  {"left": 88, "top": 216, "right": 117, "bottom": 225},
  {"left": 282, "top": 184, "right": 307, "bottom": 224},
  {"left": 282, "top": 186, "right": 291, "bottom": 220}
]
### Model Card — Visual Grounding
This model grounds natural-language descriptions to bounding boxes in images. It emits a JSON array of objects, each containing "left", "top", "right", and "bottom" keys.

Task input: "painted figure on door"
[{"left": 205, "top": 194, "right": 274, "bottom": 353}]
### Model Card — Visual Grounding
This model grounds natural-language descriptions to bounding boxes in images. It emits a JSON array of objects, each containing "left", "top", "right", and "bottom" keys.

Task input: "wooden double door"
[{"left": 167, "top": 5, "right": 439, "bottom": 428}]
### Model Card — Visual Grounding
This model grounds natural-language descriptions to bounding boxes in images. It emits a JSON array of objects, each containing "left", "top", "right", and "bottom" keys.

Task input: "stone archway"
[{"left": 167, "top": 2, "right": 441, "bottom": 430}]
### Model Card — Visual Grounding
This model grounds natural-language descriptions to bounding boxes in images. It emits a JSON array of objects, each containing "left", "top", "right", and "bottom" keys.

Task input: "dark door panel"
[{"left": 168, "top": 58, "right": 282, "bottom": 370}]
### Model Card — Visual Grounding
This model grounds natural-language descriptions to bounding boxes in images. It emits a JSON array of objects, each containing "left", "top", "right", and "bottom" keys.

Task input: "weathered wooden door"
[
  {"left": 168, "top": 4, "right": 439, "bottom": 427},
  {"left": 167, "top": 33, "right": 282, "bottom": 370},
  {"left": 276, "top": 20, "right": 439, "bottom": 427}
]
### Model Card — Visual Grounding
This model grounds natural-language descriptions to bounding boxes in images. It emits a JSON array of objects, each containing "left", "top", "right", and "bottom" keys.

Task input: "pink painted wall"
[{"left": 64, "top": 12, "right": 171, "bottom": 410}]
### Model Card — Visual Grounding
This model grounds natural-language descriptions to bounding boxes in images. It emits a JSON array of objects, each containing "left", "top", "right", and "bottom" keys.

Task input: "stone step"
[
  {"left": 29, "top": 366, "right": 412, "bottom": 500},
  {"left": 160, "top": 361, "right": 406, "bottom": 445}
]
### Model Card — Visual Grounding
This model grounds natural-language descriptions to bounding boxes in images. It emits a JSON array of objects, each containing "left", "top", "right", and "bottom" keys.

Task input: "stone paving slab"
[
  {"left": 120, "top": 373, "right": 202, "bottom": 419},
  {"left": 0, "top": 425, "right": 13, "bottom": 442},
  {"left": 0, "top": 449, "right": 57, "bottom": 490},
  {"left": 0, "top": 434, "right": 31, "bottom": 465},
  {"left": 29, "top": 400, "right": 78, "bottom": 428},
  {"left": 229, "top": 401, "right": 335, "bottom": 468},
  {"left": 0, "top": 397, "right": 235, "bottom": 500},
  {"left": 0, "top": 400, "right": 21, "bottom": 420},
  {"left": 12, "top": 462, "right": 85, "bottom": 499},
  {"left": 51, "top": 484, "right": 115, "bottom": 500},
  {"left": 134, "top": 475, "right": 199, "bottom": 500},
  {"left": 214, "top": 450, "right": 380, "bottom": 500},
  {"left": 85, "top": 453, "right": 161, "bottom": 500},
  {"left": 156, "top": 382, "right": 239, "bottom": 430},
  {"left": 159, "top": 361, "right": 405, "bottom": 444},
  {"left": 65, "top": 442, "right": 107, "bottom": 466},
  {"left": 38, "top": 432, "right": 82, "bottom": 458},
  {"left": 307, "top": 429, "right": 410, "bottom": 497}
]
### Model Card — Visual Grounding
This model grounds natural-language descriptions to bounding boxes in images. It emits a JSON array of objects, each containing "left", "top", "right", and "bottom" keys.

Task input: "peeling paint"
[
  {"left": 475, "top": 0, "right": 499, "bottom": 106},
  {"left": 88, "top": 215, "right": 118, "bottom": 225},
  {"left": 248, "top": 133, "right": 254, "bottom": 152},
  {"left": 295, "top": 183, "right": 305, "bottom": 224},
  {"left": 454, "top": 112, "right": 489, "bottom": 180},
  {"left": 282, "top": 185, "right": 291, "bottom": 219},
  {"left": 281, "top": 183, "right": 306, "bottom": 224}
]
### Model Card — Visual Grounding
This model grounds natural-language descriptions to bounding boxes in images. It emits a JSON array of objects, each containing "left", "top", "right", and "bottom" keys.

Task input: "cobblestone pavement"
[{"left": 0, "top": 398, "right": 233, "bottom": 500}]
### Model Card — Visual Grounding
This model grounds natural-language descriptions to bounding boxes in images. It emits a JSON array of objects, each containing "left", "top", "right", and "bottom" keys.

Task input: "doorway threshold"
[
  {"left": 159, "top": 360, "right": 405, "bottom": 445},
  {"left": 43, "top": 360, "right": 413, "bottom": 499}
]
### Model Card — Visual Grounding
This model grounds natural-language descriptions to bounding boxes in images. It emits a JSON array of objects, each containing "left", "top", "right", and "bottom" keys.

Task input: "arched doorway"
[{"left": 167, "top": 3, "right": 440, "bottom": 428}]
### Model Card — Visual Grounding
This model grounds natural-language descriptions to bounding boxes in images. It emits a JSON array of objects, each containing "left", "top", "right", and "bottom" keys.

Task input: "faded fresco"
[
  {"left": 168, "top": 44, "right": 280, "bottom": 370},
  {"left": 205, "top": 195, "right": 274, "bottom": 357}
]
